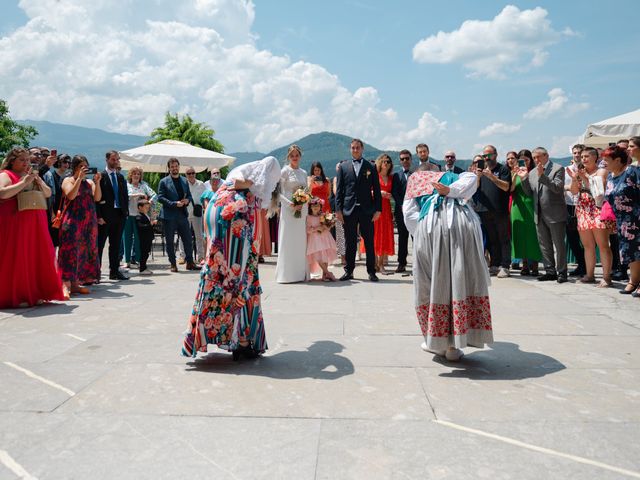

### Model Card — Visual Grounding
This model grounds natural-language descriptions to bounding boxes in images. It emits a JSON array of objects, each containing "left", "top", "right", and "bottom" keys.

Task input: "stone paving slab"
[{"left": 1, "top": 252, "right": 640, "bottom": 479}]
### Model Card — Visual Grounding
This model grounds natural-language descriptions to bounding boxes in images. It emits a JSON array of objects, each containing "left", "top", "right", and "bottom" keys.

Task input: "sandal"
[
  {"left": 597, "top": 277, "right": 612, "bottom": 288},
  {"left": 620, "top": 282, "right": 640, "bottom": 295},
  {"left": 71, "top": 286, "right": 90, "bottom": 295},
  {"left": 62, "top": 286, "right": 71, "bottom": 301}
]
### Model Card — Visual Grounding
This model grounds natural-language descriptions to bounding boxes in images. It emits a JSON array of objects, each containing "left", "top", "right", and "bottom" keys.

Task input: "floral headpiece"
[{"left": 309, "top": 197, "right": 325, "bottom": 206}]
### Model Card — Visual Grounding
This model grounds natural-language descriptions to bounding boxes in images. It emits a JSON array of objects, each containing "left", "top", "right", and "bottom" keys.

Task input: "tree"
[
  {"left": 147, "top": 112, "right": 225, "bottom": 153},
  {"left": 0, "top": 99, "right": 38, "bottom": 156}
]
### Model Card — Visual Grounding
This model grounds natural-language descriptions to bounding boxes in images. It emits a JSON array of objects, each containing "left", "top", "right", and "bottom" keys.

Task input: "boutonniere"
[{"left": 365, "top": 170, "right": 371, "bottom": 179}]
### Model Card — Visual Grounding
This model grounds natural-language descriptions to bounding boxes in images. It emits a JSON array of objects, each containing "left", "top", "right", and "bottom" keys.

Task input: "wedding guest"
[
  {"left": 135, "top": 199, "right": 155, "bottom": 275},
  {"left": 332, "top": 162, "right": 346, "bottom": 265},
  {"left": 276, "top": 144, "right": 309, "bottom": 283},
  {"left": 567, "top": 147, "right": 615, "bottom": 287},
  {"left": 0, "top": 147, "right": 64, "bottom": 308},
  {"left": 475, "top": 145, "right": 512, "bottom": 278},
  {"left": 336, "top": 139, "right": 382, "bottom": 282},
  {"left": 510, "top": 149, "right": 541, "bottom": 276},
  {"left": 443, "top": 150, "right": 464, "bottom": 174},
  {"left": 306, "top": 197, "right": 337, "bottom": 281},
  {"left": 58, "top": 155, "right": 102, "bottom": 298},
  {"left": 255, "top": 207, "right": 271, "bottom": 262},
  {"left": 629, "top": 137, "right": 640, "bottom": 167},
  {"left": 564, "top": 144, "right": 587, "bottom": 276},
  {"left": 158, "top": 158, "right": 197, "bottom": 272},
  {"left": 202, "top": 168, "right": 222, "bottom": 209},
  {"left": 363, "top": 153, "right": 394, "bottom": 274},
  {"left": 181, "top": 156, "right": 281, "bottom": 360},
  {"left": 308, "top": 162, "right": 331, "bottom": 213},
  {"left": 518, "top": 147, "right": 568, "bottom": 283},
  {"left": 178, "top": 166, "right": 206, "bottom": 264},
  {"left": 403, "top": 159, "right": 493, "bottom": 361},
  {"left": 416, "top": 143, "right": 440, "bottom": 172},
  {"left": 124, "top": 166, "right": 156, "bottom": 268},
  {"left": 97, "top": 150, "right": 129, "bottom": 281},
  {"left": 43, "top": 153, "right": 70, "bottom": 247},
  {"left": 602, "top": 146, "right": 640, "bottom": 296},
  {"left": 392, "top": 150, "right": 413, "bottom": 273}
]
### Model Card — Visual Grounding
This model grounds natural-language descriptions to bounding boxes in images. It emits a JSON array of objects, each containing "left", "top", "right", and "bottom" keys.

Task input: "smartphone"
[
  {"left": 477, "top": 160, "right": 485, "bottom": 170},
  {"left": 315, "top": 175, "right": 322, "bottom": 181},
  {"left": 517, "top": 159, "right": 526, "bottom": 168},
  {"left": 86, "top": 167, "right": 98, "bottom": 174},
  {"left": 50, "top": 149, "right": 57, "bottom": 158}
]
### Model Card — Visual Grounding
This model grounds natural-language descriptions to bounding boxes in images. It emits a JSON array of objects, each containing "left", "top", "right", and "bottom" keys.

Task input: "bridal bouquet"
[
  {"left": 291, "top": 187, "right": 311, "bottom": 218},
  {"left": 319, "top": 212, "right": 336, "bottom": 228}
]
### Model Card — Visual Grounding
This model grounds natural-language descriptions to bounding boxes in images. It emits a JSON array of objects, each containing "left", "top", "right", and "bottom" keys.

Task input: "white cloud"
[
  {"left": 380, "top": 112, "right": 447, "bottom": 151},
  {"left": 524, "top": 88, "right": 589, "bottom": 120},
  {"left": 0, "top": 0, "right": 448, "bottom": 153},
  {"left": 549, "top": 135, "right": 583, "bottom": 158},
  {"left": 412, "top": 5, "right": 572, "bottom": 79},
  {"left": 479, "top": 122, "right": 521, "bottom": 138}
]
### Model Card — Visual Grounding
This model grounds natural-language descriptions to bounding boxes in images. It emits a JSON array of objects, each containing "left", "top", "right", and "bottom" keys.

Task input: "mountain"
[
  {"left": 19, "top": 120, "right": 148, "bottom": 164},
  {"left": 18, "top": 120, "right": 574, "bottom": 170}
]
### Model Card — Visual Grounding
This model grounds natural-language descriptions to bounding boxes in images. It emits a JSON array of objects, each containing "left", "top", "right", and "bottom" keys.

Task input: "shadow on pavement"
[
  {"left": 3, "top": 302, "right": 79, "bottom": 317},
  {"left": 436, "top": 341, "right": 566, "bottom": 380},
  {"left": 186, "top": 340, "right": 355, "bottom": 380}
]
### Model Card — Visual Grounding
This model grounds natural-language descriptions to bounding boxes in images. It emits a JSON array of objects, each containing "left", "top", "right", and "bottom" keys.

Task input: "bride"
[{"left": 276, "top": 144, "right": 309, "bottom": 283}]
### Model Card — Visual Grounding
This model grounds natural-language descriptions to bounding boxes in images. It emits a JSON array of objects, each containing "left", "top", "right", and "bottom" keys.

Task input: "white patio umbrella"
[
  {"left": 118, "top": 139, "right": 235, "bottom": 173},
  {"left": 581, "top": 109, "right": 640, "bottom": 148}
]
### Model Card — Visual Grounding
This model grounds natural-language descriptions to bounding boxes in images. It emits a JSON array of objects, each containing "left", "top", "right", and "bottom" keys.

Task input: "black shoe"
[
  {"left": 130, "top": 260, "right": 139, "bottom": 266},
  {"left": 368, "top": 273, "right": 379, "bottom": 282},
  {"left": 339, "top": 272, "right": 354, "bottom": 281},
  {"left": 395, "top": 265, "right": 407, "bottom": 273},
  {"left": 109, "top": 271, "right": 129, "bottom": 281},
  {"left": 170, "top": 263, "right": 178, "bottom": 273},
  {"left": 569, "top": 267, "right": 586, "bottom": 277},
  {"left": 612, "top": 271, "right": 629, "bottom": 281},
  {"left": 620, "top": 282, "right": 640, "bottom": 294},
  {"left": 557, "top": 274, "right": 568, "bottom": 284},
  {"left": 537, "top": 273, "right": 558, "bottom": 281},
  {"left": 185, "top": 261, "right": 198, "bottom": 271}
]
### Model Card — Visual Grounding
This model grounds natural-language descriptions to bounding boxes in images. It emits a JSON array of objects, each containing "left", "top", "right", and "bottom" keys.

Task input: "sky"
[{"left": 1, "top": 0, "right": 638, "bottom": 158}]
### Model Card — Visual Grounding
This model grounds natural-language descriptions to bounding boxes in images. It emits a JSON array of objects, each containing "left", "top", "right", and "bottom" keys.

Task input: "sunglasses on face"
[
  {"left": 382, "top": 160, "right": 392, "bottom": 164},
  {"left": 399, "top": 157, "right": 411, "bottom": 161},
  {"left": 186, "top": 172, "right": 195, "bottom": 175},
  {"left": 445, "top": 155, "right": 455, "bottom": 159}
]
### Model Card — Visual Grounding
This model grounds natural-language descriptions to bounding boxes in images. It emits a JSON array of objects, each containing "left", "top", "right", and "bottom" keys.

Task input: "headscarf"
[{"left": 226, "top": 156, "right": 281, "bottom": 204}]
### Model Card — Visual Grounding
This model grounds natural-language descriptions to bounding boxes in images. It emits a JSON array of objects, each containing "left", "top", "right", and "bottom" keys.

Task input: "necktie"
[{"left": 110, "top": 172, "right": 120, "bottom": 208}]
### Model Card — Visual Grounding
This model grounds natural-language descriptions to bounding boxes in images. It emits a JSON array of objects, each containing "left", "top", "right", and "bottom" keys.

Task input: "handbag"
[
  {"left": 600, "top": 201, "right": 616, "bottom": 222},
  {"left": 17, "top": 185, "right": 47, "bottom": 211},
  {"left": 193, "top": 204, "right": 203, "bottom": 217},
  {"left": 51, "top": 198, "right": 71, "bottom": 229}
]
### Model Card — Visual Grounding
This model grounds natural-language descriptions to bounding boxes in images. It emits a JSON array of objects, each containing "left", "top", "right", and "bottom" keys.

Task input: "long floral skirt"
[{"left": 413, "top": 202, "right": 494, "bottom": 352}]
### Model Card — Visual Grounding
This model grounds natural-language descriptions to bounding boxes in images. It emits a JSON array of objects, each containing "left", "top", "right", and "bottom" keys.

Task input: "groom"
[{"left": 336, "top": 138, "right": 382, "bottom": 282}]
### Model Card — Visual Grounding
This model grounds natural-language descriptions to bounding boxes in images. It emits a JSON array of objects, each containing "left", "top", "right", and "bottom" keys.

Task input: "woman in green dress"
[{"left": 510, "top": 149, "right": 541, "bottom": 275}]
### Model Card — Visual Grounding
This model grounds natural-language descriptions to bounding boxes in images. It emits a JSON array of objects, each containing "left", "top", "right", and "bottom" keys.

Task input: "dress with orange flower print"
[{"left": 181, "top": 183, "right": 267, "bottom": 357}]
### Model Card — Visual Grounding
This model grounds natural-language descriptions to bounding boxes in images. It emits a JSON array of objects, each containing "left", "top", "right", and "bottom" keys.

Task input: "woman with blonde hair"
[
  {"left": 125, "top": 166, "right": 156, "bottom": 268},
  {"left": 275, "top": 144, "right": 309, "bottom": 283}
]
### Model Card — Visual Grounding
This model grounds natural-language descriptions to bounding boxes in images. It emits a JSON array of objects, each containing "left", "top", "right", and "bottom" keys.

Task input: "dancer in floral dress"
[{"left": 181, "top": 156, "right": 281, "bottom": 360}]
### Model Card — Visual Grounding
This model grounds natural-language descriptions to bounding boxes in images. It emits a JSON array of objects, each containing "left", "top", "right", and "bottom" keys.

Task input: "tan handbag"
[{"left": 17, "top": 184, "right": 47, "bottom": 211}]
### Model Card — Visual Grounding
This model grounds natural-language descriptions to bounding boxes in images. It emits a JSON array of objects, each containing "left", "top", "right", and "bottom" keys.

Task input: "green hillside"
[{"left": 20, "top": 120, "right": 148, "bottom": 165}]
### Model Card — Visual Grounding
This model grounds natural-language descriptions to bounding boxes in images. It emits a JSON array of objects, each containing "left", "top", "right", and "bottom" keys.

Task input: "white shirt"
[
  {"left": 186, "top": 179, "right": 206, "bottom": 216},
  {"left": 352, "top": 157, "right": 363, "bottom": 177}
]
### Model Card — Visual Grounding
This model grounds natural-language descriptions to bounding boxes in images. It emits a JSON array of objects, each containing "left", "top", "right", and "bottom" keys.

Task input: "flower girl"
[{"left": 306, "top": 197, "right": 337, "bottom": 281}]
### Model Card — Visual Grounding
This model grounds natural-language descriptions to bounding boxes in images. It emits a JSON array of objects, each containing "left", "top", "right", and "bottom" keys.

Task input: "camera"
[
  {"left": 86, "top": 167, "right": 98, "bottom": 175},
  {"left": 517, "top": 159, "right": 526, "bottom": 168},
  {"left": 314, "top": 175, "right": 322, "bottom": 181},
  {"left": 476, "top": 160, "right": 485, "bottom": 170}
]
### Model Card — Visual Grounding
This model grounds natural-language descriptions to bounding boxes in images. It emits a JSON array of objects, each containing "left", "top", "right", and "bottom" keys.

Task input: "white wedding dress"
[{"left": 276, "top": 165, "right": 309, "bottom": 283}]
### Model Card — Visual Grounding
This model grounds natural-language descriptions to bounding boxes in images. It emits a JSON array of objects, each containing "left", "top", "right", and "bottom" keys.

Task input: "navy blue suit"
[
  {"left": 392, "top": 168, "right": 413, "bottom": 267},
  {"left": 157, "top": 175, "right": 194, "bottom": 265},
  {"left": 336, "top": 158, "right": 382, "bottom": 275}
]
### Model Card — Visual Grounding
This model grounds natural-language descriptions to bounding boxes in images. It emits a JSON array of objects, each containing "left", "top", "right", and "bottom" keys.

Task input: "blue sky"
[{"left": 1, "top": 1, "right": 638, "bottom": 157}]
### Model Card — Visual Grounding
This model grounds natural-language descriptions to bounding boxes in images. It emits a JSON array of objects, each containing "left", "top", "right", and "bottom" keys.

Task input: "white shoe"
[
  {"left": 445, "top": 348, "right": 464, "bottom": 361},
  {"left": 421, "top": 342, "right": 445, "bottom": 356},
  {"left": 139, "top": 269, "right": 153, "bottom": 275},
  {"left": 497, "top": 267, "right": 510, "bottom": 278}
]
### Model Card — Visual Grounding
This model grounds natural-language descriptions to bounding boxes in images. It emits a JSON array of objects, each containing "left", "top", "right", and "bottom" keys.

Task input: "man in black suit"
[
  {"left": 391, "top": 149, "right": 414, "bottom": 273},
  {"left": 443, "top": 150, "right": 464, "bottom": 174},
  {"left": 97, "top": 150, "right": 129, "bottom": 281},
  {"left": 335, "top": 138, "right": 383, "bottom": 282}
]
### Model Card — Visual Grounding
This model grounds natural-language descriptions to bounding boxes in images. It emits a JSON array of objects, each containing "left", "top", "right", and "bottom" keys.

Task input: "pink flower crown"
[{"left": 309, "top": 197, "right": 325, "bottom": 206}]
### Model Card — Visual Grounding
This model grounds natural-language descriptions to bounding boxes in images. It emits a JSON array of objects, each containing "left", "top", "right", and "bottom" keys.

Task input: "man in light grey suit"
[{"left": 518, "top": 147, "right": 568, "bottom": 283}]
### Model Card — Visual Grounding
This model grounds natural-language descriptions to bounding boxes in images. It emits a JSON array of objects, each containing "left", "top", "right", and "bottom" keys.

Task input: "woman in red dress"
[
  {"left": 307, "top": 162, "right": 331, "bottom": 213},
  {"left": 0, "top": 147, "right": 64, "bottom": 308},
  {"left": 361, "top": 153, "right": 395, "bottom": 274}
]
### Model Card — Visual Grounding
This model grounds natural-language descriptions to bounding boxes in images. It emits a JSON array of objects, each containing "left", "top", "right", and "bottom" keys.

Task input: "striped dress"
[{"left": 181, "top": 183, "right": 267, "bottom": 356}]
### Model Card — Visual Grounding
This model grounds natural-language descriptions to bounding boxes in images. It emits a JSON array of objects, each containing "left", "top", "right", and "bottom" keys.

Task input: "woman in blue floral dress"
[
  {"left": 181, "top": 157, "right": 281, "bottom": 359},
  {"left": 603, "top": 146, "right": 640, "bottom": 296}
]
